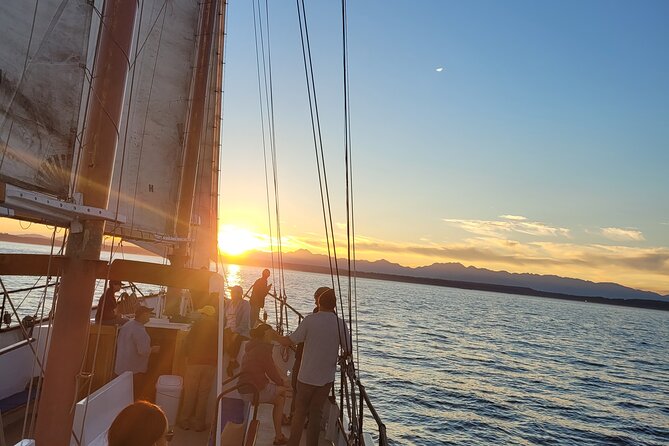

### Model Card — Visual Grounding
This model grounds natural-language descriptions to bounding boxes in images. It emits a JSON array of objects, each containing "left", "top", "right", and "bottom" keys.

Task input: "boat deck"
[{"left": 169, "top": 389, "right": 318, "bottom": 446}]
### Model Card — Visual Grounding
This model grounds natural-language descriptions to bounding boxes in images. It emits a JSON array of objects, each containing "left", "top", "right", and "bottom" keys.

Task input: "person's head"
[
  {"left": 314, "top": 286, "right": 330, "bottom": 306},
  {"left": 262, "top": 268, "right": 270, "bottom": 278},
  {"left": 108, "top": 400, "right": 169, "bottom": 446},
  {"left": 110, "top": 280, "right": 124, "bottom": 292},
  {"left": 197, "top": 305, "right": 216, "bottom": 318},
  {"left": 229, "top": 285, "right": 243, "bottom": 301},
  {"left": 250, "top": 323, "right": 273, "bottom": 342},
  {"left": 135, "top": 305, "right": 154, "bottom": 324},
  {"left": 316, "top": 287, "right": 336, "bottom": 311}
]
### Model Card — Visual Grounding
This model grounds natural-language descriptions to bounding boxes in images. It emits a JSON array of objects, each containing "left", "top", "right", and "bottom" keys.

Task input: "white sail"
[
  {"left": 107, "top": 0, "right": 201, "bottom": 244},
  {"left": 0, "top": 0, "right": 93, "bottom": 198},
  {"left": 190, "top": 9, "right": 223, "bottom": 269}
]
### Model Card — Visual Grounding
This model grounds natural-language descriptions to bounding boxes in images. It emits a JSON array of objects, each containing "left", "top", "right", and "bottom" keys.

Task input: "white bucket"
[{"left": 155, "top": 375, "right": 183, "bottom": 427}]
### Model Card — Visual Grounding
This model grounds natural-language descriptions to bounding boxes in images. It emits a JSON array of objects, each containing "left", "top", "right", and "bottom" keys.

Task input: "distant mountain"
[
  {"left": 230, "top": 249, "right": 668, "bottom": 302},
  {"left": 5, "top": 233, "right": 664, "bottom": 303}
]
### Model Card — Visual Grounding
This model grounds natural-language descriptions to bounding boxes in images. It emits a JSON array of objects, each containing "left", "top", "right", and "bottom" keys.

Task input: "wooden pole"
[{"left": 34, "top": 1, "right": 137, "bottom": 444}]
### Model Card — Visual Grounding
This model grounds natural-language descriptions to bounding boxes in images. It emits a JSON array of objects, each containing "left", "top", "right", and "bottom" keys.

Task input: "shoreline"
[
  {"left": 233, "top": 259, "right": 669, "bottom": 312},
  {"left": 3, "top": 235, "right": 667, "bottom": 312}
]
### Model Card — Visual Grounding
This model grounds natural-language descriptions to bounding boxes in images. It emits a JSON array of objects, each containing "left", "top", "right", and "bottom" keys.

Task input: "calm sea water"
[{"left": 2, "top": 242, "right": 668, "bottom": 445}]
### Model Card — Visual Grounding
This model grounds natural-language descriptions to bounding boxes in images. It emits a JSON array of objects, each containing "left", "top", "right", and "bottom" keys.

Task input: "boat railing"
[
  {"left": 0, "top": 282, "right": 56, "bottom": 331},
  {"left": 0, "top": 337, "right": 34, "bottom": 357},
  {"left": 214, "top": 372, "right": 260, "bottom": 445},
  {"left": 354, "top": 378, "right": 388, "bottom": 446}
]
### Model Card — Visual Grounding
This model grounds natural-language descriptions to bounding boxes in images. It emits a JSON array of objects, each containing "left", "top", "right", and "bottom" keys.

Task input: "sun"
[{"left": 217, "top": 224, "right": 265, "bottom": 256}]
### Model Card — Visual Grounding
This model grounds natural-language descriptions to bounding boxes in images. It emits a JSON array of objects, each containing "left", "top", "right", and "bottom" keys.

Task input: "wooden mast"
[
  {"left": 166, "top": 0, "right": 218, "bottom": 314},
  {"left": 34, "top": 1, "right": 137, "bottom": 444}
]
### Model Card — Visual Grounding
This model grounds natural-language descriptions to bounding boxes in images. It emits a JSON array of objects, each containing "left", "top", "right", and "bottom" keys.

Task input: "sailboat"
[{"left": 0, "top": 1, "right": 387, "bottom": 446}]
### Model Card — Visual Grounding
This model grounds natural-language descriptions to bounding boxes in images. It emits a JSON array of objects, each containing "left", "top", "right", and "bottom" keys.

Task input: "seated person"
[
  {"left": 224, "top": 285, "right": 250, "bottom": 376},
  {"left": 238, "top": 323, "right": 289, "bottom": 445},
  {"left": 108, "top": 400, "right": 172, "bottom": 446}
]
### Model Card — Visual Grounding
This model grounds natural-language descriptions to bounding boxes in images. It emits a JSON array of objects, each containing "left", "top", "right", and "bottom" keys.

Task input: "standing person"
[
  {"left": 95, "top": 279, "right": 127, "bottom": 325},
  {"left": 114, "top": 306, "right": 160, "bottom": 400},
  {"left": 238, "top": 323, "right": 290, "bottom": 445},
  {"left": 178, "top": 305, "right": 218, "bottom": 432},
  {"left": 289, "top": 287, "right": 325, "bottom": 418},
  {"left": 249, "top": 268, "right": 272, "bottom": 326},
  {"left": 108, "top": 400, "right": 172, "bottom": 446},
  {"left": 224, "top": 285, "right": 250, "bottom": 376},
  {"left": 274, "top": 288, "right": 350, "bottom": 446}
]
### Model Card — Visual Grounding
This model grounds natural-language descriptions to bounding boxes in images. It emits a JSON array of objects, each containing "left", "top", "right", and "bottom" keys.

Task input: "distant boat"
[{"left": 0, "top": 1, "right": 386, "bottom": 445}]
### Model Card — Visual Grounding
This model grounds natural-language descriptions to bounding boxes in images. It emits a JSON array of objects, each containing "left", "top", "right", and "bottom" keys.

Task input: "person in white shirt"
[
  {"left": 274, "top": 287, "right": 350, "bottom": 446},
  {"left": 114, "top": 305, "right": 159, "bottom": 400},
  {"left": 224, "top": 285, "right": 250, "bottom": 376}
]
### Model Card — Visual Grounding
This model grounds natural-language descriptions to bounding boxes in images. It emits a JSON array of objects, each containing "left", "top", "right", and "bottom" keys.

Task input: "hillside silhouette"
[{"left": 226, "top": 249, "right": 669, "bottom": 310}]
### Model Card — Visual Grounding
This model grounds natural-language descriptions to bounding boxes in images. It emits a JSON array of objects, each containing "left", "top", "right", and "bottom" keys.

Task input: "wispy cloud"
[
  {"left": 600, "top": 227, "right": 645, "bottom": 242},
  {"left": 443, "top": 216, "right": 570, "bottom": 238}
]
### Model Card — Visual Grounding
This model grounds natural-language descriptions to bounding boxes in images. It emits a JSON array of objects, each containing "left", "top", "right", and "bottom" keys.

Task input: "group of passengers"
[{"left": 101, "top": 268, "right": 350, "bottom": 446}]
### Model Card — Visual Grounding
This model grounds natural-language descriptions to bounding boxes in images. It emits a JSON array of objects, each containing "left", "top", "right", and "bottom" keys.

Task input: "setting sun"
[{"left": 217, "top": 224, "right": 265, "bottom": 256}]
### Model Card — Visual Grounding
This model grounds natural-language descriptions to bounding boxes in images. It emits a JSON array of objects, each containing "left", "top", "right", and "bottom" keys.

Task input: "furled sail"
[
  {"left": 0, "top": 0, "right": 93, "bottom": 198},
  {"left": 107, "top": 0, "right": 201, "bottom": 247},
  {"left": 190, "top": 6, "right": 224, "bottom": 269}
]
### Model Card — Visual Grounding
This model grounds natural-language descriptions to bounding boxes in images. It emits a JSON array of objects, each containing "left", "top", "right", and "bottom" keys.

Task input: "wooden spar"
[
  {"left": 166, "top": 0, "right": 218, "bottom": 313},
  {"left": 34, "top": 1, "right": 137, "bottom": 445}
]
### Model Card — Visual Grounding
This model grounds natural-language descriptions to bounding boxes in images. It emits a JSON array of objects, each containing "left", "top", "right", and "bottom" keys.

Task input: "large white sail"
[
  {"left": 108, "top": 0, "right": 201, "bottom": 245},
  {"left": 190, "top": 8, "right": 224, "bottom": 269},
  {"left": 0, "top": 0, "right": 93, "bottom": 198}
]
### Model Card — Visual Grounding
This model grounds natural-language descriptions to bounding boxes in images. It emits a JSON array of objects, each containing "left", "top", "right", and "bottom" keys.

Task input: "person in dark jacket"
[
  {"left": 95, "top": 280, "right": 127, "bottom": 325},
  {"left": 249, "top": 269, "right": 272, "bottom": 326},
  {"left": 238, "top": 323, "right": 289, "bottom": 445},
  {"left": 178, "top": 305, "right": 218, "bottom": 431}
]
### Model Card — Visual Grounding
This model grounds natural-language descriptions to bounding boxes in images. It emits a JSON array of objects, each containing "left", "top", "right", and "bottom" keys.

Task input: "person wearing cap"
[
  {"left": 114, "top": 305, "right": 160, "bottom": 400},
  {"left": 95, "top": 279, "right": 128, "bottom": 325},
  {"left": 249, "top": 268, "right": 272, "bottom": 326},
  {"left": 289, "top": 287, "right": 324, "bottom": 419},
  {"left": 224, "top": 285, "right": 250, "bottom": 376},
  {"left": 178, "top": 305, "right": 218, "bottom": 432},
  {"left": 238, "top": 323, "right": 289, "bottom": 445},
  {"left": 273, "top": 287, "right": 350, "bottom": 446}
]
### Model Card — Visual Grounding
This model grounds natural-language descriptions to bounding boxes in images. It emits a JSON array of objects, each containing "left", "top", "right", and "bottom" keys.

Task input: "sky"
[
  {"left": 1, "top": 1, "right": 667, "bottom": 294},
  {"left": 217, "top": 0, "right": 669, "bottom": 294}
]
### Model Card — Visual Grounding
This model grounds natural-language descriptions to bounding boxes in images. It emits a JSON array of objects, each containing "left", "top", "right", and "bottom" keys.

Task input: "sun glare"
[{"left": 217, "top": 225, "right": 264, "bottom": 256}]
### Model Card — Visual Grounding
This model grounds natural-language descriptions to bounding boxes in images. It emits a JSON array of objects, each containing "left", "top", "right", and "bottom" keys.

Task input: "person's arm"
[
  {"left": 134, "top": 327, "right": 152, "bottom": 357},
  {"left": 273, "top": 333, "right": 293, "bottom": 347},
  {"left": 271, "top": 318, "right": 306, "bottom": 346}
]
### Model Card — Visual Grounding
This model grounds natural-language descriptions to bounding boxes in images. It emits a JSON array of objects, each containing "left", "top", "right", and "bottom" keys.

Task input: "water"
[{"left": 2, "top": 244, "right": 668, "bottom": 445}]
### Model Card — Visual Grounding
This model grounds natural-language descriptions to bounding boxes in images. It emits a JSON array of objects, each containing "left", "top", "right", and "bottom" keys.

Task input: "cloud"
[
  {"left": 443, "top": 217, "right": 570, "bottom": 238},
  {"left": 500, "top": 215, "right": 527, "bottom": 221},
  {"left": 600, "top": 227, "right": 645, "bottom": 242},
  {"left": 435, "top": 67, "right": 444, "bottom": 72}
]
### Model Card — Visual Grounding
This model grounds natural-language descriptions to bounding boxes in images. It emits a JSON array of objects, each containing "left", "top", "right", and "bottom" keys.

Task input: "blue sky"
[{"left": 218, "top": 0, "right": 669, "bottom": 293}]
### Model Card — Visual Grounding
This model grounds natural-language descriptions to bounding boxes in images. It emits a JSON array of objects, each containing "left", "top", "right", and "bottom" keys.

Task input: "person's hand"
[
  {"left": 268, "top": 283, "right": 272, "bottom": 289},
  {"left": 151, "top": 345, "right": 160, "bottom": 354}
]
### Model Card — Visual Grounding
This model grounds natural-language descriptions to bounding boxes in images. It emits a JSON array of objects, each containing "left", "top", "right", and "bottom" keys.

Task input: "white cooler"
[{"left": 155, "top": 375, "right": 183, "bottom": 427}]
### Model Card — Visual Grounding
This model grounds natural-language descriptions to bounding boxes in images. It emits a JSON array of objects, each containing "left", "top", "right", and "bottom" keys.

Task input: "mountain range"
[
  {"left": 2, "top": 232, "right": 666, "bottom": 305},
  {"left": 230, "top": 249, "right": 668, "bottom": 303}
]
